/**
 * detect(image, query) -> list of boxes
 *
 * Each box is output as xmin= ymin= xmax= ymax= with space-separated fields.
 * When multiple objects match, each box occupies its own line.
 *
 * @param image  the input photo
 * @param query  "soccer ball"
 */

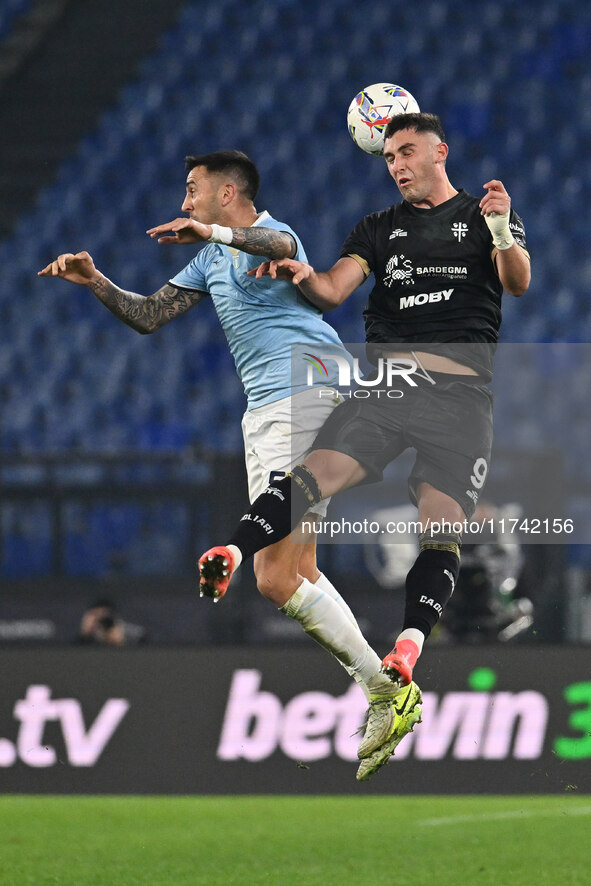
xmin=347 ymin=83 xmax=420 ymax=156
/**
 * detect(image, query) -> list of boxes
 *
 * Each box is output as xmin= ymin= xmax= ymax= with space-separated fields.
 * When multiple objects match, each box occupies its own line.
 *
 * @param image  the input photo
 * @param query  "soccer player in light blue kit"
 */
xmin=39 ymin=151 xmax=401 ymax=725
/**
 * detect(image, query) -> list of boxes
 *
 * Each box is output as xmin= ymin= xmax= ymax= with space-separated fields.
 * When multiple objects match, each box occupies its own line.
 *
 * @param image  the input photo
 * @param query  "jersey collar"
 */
xmin=403 ymin=188 xmax=466 ymax=215
xmin=252 ymin=210 xmax=270 ymax=226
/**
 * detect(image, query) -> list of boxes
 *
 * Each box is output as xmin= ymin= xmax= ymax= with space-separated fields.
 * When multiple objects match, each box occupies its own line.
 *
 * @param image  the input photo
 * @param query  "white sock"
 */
xmin=314 ymin=573 xmax=385 ymax=699
xmin=314 ymin=572 xmax=361 ymax=628
xmin=281 ymin=577 xmax=382 ymax=700
xmin=396 ymin=628 xmax=425 ymax=656
xmin=227 ymin=544 xmax=242 ymax=569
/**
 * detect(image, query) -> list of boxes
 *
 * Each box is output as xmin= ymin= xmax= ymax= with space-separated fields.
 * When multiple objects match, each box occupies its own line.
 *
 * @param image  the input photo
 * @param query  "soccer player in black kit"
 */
xmin=198 ymin=113 xmax=531 ymax=780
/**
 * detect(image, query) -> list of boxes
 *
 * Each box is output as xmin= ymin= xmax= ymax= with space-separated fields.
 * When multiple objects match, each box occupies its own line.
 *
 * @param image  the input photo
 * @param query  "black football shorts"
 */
xmin=311 ymin=372 xmax=493 ymax=519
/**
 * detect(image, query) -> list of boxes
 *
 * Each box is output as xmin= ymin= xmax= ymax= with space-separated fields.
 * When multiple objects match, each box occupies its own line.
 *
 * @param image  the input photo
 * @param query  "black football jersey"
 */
xmin=340 ymin=189 xmax=528 ymax=378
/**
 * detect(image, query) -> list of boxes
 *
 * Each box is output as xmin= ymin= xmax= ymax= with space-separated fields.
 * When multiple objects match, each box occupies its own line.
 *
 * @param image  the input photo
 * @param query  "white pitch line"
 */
xmin=417 ymin=805 xmax=591 ymax=827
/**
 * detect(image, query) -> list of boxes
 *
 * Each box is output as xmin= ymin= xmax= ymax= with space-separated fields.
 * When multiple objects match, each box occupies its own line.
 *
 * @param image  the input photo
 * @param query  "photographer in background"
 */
xmin=77 ymin=598 xmax=146 ymax=646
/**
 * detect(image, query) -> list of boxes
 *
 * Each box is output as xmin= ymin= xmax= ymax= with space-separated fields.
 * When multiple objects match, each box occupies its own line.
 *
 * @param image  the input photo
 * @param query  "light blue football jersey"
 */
xmin=170 ymin=211 xmax=343 ymax=408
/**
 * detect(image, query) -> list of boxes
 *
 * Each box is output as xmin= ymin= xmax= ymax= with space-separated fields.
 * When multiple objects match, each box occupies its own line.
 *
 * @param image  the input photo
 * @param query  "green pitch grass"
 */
xmin=0 ymin=795 xmax=589 ymax=885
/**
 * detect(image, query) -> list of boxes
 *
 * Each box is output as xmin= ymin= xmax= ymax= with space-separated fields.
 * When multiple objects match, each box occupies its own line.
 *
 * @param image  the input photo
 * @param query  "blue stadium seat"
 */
xmin=0 ymin=0 xmax=32 ymax=41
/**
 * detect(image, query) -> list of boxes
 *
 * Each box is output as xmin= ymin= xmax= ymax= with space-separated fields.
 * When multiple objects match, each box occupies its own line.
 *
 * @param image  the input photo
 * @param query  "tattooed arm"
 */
xmin=38 ymin=251 xmax=207 ymax=334
xmin=87 ymin=277 xmax=207 ymax=333
xmin=146 ymin=218 xmax=297 ymax=260
xmin=225 ymin=225 xmax=297 ymax=259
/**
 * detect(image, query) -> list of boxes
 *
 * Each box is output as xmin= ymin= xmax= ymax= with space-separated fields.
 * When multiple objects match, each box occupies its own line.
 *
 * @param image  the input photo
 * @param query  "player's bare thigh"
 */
xmin=303 ymin=449 xmax=368 ymax=498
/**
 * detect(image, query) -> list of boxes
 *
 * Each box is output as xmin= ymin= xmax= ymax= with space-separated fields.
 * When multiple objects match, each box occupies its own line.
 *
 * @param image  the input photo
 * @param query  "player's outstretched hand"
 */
xmin=37 ymin=251 xmax=98 ymax=285
xmin=480 ymin=180 xmax=511 ymax=217
xmin=146 ymin=218 xmax=212 ymax=244
xmin=247 ymin=258 xmax=313 ymax=285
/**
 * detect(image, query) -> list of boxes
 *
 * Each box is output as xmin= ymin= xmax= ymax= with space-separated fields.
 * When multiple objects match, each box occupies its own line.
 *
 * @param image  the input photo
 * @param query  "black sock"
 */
xmin=402 ymin=548 xmax=460 ymax=638
xmin=227 ymin=465 xmax=322 ymax=561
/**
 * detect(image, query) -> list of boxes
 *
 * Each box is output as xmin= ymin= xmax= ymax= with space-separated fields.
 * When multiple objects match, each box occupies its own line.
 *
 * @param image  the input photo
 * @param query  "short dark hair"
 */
xmin=384 ymin=112 xmax=446 ymax=144
xmin=185 ymin=150 xmax=260 ymax=201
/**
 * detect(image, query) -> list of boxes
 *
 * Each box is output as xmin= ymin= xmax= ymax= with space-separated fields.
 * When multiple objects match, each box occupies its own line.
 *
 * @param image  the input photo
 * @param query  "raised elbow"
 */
xmin=506 ymin=283 xmax=529 ymax=298
xmin=503 ymin=269 xmax=531 ymax=298
xmin=323 ymin=292 xmax=348 ymax=310
xmin=127 ymin=318 xmax=158 ymax=334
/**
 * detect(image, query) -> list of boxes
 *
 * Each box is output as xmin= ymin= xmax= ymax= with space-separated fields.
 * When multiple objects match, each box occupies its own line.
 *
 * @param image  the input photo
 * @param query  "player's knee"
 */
xmin=254 ymin=555 xmax=305 ymax=607
xmin=254 ymin=560 xmax=286 ymax=603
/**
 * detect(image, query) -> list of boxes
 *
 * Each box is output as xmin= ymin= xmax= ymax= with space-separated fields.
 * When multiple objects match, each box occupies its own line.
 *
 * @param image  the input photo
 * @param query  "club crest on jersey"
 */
xmin=451 ymin=222 xmax=469 ymax=241
xmin=383 ymin=253 xmax=414 ymax=287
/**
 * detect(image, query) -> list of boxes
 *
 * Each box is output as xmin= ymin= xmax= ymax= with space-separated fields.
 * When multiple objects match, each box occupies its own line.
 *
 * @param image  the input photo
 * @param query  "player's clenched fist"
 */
xmin=38 ymin=251 xmax=99 ymax=285
xmin=248 ymin=258 xmax=314 ymax=285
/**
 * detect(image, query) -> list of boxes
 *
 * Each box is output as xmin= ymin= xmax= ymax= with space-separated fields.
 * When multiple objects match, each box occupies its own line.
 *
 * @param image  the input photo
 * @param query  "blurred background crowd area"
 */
xmin=1 ymin=0 xmax=591 ymax=646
